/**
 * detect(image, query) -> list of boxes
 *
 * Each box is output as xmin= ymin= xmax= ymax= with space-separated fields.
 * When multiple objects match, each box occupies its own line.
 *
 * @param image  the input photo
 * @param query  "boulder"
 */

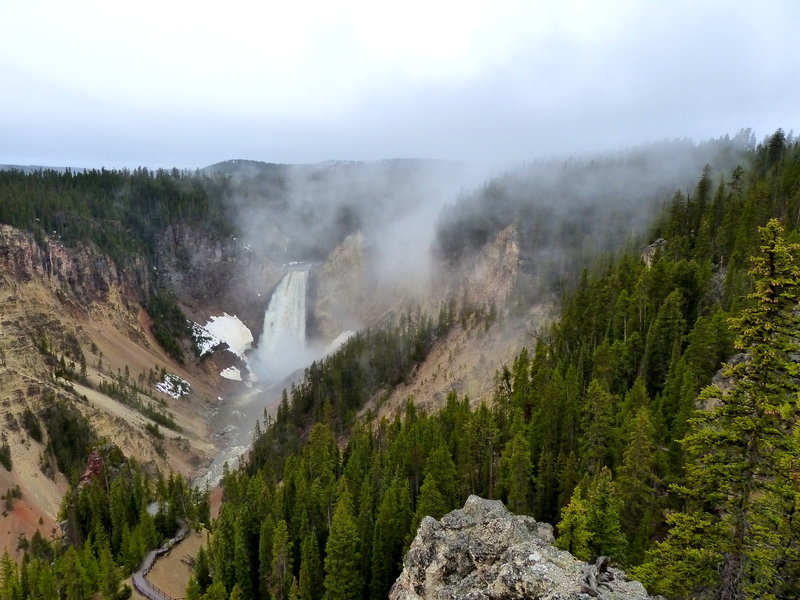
xmin=390 ymin=495 xmax=657 ymax=600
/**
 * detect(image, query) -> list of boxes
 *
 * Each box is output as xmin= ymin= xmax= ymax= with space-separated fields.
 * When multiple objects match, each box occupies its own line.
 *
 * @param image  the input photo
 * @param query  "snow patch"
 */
xmin=155 ymin=373 xmax=190 ymax=399
xmin=203 ymin=313 xmax=253 ymax=359
xmin=192 ymin=322 xmax=223 ymax=357
xmin=220 ymin=366 xmax=242 ymax=381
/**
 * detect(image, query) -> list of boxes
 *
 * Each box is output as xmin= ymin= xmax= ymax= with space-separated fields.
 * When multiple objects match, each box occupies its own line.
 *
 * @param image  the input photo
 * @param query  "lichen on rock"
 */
xmin=390 ymin=495 xmax=657 ymax=600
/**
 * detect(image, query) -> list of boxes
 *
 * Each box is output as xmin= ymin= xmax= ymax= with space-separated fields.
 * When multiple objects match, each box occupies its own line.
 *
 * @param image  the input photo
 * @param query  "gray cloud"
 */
xmin=1 ymin=1 xmax=798 ymax=168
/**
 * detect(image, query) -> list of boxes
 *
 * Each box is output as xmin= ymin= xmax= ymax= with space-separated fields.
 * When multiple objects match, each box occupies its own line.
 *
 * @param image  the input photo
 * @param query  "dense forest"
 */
xmin=0 ymin=167 xmax=233 ymax=266
xmin=2 ymin=131 xmax=799 ymax=600
xmin=192 ymin=130 xmax=800 ymax=600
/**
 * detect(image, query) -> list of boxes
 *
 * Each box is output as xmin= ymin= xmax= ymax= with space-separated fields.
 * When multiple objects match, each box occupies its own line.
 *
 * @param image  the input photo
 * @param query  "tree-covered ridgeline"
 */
xmin=196 ymin=131 xmax=800 ymax=600
xmin=633 ymin=219 xmax=800 ymax=600
xmin=0 ymin=167 xmax=234 ymax=269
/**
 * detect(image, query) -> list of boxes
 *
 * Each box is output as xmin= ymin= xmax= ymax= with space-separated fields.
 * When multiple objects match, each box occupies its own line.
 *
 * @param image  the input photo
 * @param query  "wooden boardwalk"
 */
xmin=131 ymin=519 xmax=190 ymax=600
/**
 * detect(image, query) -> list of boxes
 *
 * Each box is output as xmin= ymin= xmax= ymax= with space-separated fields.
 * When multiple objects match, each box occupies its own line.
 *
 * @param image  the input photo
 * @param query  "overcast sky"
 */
xmin=1 ymin=0 xmax=798 ymax=169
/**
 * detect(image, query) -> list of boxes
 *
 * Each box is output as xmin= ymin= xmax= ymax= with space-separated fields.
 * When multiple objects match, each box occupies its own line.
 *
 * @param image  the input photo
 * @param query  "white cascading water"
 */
xmin=198 ymin=267 xmax=311 ymax=487
xmin=261 ymin=269 xmax=308 ymax=352
xmin=251 ymin=267 xmax=313 ymax=384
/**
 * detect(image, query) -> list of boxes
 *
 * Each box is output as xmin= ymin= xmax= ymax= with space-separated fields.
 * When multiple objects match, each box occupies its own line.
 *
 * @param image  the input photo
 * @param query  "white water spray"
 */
xmin=251 ymin=267 xmax=313 ymax=384
xmin=263 ymin=269 xmax=308 ymax=349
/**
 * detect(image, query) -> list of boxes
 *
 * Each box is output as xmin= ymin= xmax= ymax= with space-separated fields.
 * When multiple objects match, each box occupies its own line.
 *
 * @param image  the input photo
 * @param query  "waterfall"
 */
xmin=251 ymin=267 xmax=311 ymax=383
xmin=197 ymin=267 xmax=312 ymax=487
xmin=262 ymin=269 xmax=308 ymax=349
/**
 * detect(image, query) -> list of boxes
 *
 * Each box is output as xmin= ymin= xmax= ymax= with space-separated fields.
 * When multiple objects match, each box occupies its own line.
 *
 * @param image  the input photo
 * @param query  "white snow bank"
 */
xmin=203 ymin=313 xmax=253 ymax=359
xmin=220 ymin=366 xmax=243 ymax=381
xmin=155 ymin=373 xmax=190 ymax=399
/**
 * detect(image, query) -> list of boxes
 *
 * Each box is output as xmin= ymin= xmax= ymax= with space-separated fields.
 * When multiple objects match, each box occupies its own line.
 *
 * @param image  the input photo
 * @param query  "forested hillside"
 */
xmin=0 ymin=167 xmax=233 ymax=271
xmin=2 ymin=131 xmax=798 ymax=600
xmin=193 ymin=130 xmax=800 ymax=600
xmin=0 ymin=443 xmax=208 ymax=599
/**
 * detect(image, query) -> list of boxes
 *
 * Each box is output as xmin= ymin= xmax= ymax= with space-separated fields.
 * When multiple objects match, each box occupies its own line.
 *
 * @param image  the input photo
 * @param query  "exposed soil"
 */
xmin=128 ymin=529 xmax=208 ymax=600
xmin=0 ymin=225 xmax=231 ymax=549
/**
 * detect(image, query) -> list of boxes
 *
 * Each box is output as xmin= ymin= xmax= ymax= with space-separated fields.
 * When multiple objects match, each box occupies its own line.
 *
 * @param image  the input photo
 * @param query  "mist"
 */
xmin=216 ymin=131 xmax=757 ymax=369
xmin=435 ymin=134 xmax=756 ymax=302
xmin=197 ymin=130 xmax=760 ymax=485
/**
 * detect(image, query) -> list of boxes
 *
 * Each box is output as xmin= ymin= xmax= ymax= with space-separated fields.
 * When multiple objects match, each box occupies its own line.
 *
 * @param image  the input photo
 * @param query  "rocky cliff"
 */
xmin=391 ymin=496 xmax=657 ymax=600
xmin=155 ymin=223 xmax=282 ymax=333
xmin=0 ymin=224 xmax=217 ymax=550
xmin=0 ymin=224 xmax=147 ymax=307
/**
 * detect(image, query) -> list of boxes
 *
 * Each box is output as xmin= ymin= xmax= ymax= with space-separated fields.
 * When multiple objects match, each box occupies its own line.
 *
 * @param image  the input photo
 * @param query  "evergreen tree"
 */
xmin=270 ymin=520 xmax=293 ymax=600
xmin=579 ymin=380 xmax=616 ymax=473
xmin=186 ymin=576 xmax=203 ymax=600
xmin=258 ymin=516 xmax=275 ymax=600
xmin=370 ymin=475 xmax=411 ymax=600
xmin=642 ymin=290 xmax=685 ymax=397
xmin=203 ymin=580 xmax=229 ymax=600
xmin=98 ymin=540 xmax=120 ymax=599
xmin=195 ymin=545 xmax=212 ymax=592
xmin=555 ymin=487 xmax=591 ymax=561
xmin=234 ymin=512 xmax=254 ymax=600
xmin=617 ymin=407 xmax=660 ymax=564
xmin=635 ymin=219 xmax=800 ymax=599
xmin=585 ymin=467 xmax=627 ymax=563
xmin=229 ymin=584 xmax=244 ymax=600
xmin=497 ymin=427 xmax=533 ymax=514
xmin=410 ymin=471 xmax=448 ymax=538
xmin=297 ymin=527 xmax=322 ymax=600
xmin=323 ymin=489 xmax=362 ymax=600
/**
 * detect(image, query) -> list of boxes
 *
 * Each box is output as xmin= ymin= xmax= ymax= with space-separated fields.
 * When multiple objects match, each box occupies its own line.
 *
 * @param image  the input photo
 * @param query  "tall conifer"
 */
xmin=635 ymin=219 xmax=800 ymax=599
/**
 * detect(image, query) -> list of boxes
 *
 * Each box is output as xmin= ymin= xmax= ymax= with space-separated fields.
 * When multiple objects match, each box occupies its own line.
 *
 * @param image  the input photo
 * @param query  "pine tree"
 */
xmin=203 ymin=580 xmax=229 ymax=600
xmin=1 ymin=551 xmax=22 ymax=600
xmin=421 ymin=443 xmax=458 ymax=507
xmin=212 ymin=509 xmax=236 ymax=593
xmin=585 ymin=467 xmax=627 ymax=563
xmin=635 ymin=219 xmax=800 ymax=599
xmin=555 ymin=487 xmax=590 ymax=561
xmin=257 ymin=516 xmax=275 ymax=600
xmin=234 ymin=511 xmax=254 ymax=599
xmin=186 ymin=576 xmax=203 ymax=600
xmin=411 ymin=471 xmax=448 ymax=537
xmin=533 ymin=448 xmax=559 ymax=523
xmin=370 ymin=475 xmax=411 ymax=600
xmin=497 ymin=427 xmax=533 ymax=514
xmin=270 ymin=520 xmax=293 ymax=600
xmin=297 ymin=527 xmax=322 ymax=600
xmin=229 ymin=584 xmax=244 ymax=600
xmin=323 ymin=489 xmax=362 ymax=600
xmin=98 ymin=540 xmax=120 ymax=599
xmin=579 ymin=380 xmax=616 ymax=473
xmin=195 ymin=545 xmax=212 ymax=592
xmin=642 ymin=290 xmax=685 ymax=397
xmin=617 ymin=407 xmax=660 ymax=564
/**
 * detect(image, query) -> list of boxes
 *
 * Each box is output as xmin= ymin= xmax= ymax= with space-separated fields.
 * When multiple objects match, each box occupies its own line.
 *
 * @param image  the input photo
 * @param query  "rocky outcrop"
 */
xmin=0 ymin=224 xmax=145 ymax=307
xmin=641 ymin=238 xmax=665 ymax=268
xmin=463 ymin=224 xmax=521 ymax=309
xmin=391 ymin=496 xmax=657 ymax=600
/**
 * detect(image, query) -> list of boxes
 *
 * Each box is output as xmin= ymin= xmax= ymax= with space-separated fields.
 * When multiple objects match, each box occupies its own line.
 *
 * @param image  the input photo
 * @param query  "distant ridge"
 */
xmin=0 ymin=164 xmax=87 ymax=174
